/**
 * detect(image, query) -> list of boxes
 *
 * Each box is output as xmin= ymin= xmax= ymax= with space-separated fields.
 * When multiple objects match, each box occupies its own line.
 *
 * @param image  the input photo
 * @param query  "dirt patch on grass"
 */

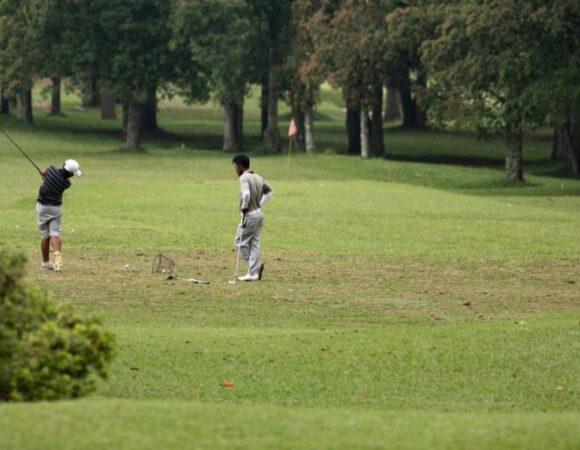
xmin=24 ymin=248 xmax=580 ymax=326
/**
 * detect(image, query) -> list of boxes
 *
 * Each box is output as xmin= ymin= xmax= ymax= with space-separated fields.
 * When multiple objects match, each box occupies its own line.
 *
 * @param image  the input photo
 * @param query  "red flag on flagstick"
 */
xmin=288 ymin=119 xmax=298 ymax=137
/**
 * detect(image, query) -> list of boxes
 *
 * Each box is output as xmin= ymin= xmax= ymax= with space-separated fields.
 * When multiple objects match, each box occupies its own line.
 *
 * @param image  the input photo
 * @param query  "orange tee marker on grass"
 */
xmin=222 ymin=381 xmax=235 ymax=388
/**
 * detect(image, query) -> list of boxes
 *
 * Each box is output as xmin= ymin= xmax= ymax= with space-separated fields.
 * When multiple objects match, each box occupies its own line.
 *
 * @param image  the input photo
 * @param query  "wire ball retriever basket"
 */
xmin=151 ymin=253 xmax=175 ymax=275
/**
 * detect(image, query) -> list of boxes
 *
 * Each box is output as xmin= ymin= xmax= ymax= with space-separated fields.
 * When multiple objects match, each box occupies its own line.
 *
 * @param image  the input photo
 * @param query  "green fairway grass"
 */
xmin=2 ymin=400 xmax=579 ymax=450
xmin=0 ymin=87 xmax=579 ymax=449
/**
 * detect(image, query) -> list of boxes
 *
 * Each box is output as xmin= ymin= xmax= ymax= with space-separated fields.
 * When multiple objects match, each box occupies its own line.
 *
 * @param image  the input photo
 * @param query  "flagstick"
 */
xmin=286 ymin=119 xmax=297 ymax=179
xmin=286 ymin=135 xmax=294 ymax=179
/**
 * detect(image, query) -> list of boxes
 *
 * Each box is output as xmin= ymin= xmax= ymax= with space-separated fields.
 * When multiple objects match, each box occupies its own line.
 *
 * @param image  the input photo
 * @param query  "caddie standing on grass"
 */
xmin=232 ymin=154 xmax=273 ymax=281
xmin=36 ymin=159 xmax=82 ymax=272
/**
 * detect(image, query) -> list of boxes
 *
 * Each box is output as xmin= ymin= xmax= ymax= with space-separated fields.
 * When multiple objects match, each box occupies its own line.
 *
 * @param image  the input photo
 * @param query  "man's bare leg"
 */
xmin=52 ymin=236 xmax=63 ymax=271
xmin=52 ymin=236 xmax=62 ymax=253
xmin=41 ymin=237 xmax=51 ymax=262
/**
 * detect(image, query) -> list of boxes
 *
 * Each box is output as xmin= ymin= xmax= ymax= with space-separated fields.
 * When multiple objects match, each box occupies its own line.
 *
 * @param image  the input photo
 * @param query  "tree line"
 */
xmin=0 ymin=0 xmax=578 ymax=180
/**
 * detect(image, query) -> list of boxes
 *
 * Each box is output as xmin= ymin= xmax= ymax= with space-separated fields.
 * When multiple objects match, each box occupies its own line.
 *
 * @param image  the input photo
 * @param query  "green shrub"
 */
xmin=0 ymin=250 xmax=115 ymax=402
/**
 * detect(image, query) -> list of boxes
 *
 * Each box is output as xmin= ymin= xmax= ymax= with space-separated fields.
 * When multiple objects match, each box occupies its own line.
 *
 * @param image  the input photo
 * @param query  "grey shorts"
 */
xmin=36 ymin=202 xmax=62 ymax=239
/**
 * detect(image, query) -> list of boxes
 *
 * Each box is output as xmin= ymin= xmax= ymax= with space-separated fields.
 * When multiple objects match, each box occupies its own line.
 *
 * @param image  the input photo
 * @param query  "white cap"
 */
xmin=63 ymin=159 xmax=82 ymax=177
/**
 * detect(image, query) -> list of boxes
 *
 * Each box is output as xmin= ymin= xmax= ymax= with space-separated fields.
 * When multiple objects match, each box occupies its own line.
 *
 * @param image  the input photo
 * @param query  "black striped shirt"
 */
xmin=37 ymin=166 xmax=71 ymax=206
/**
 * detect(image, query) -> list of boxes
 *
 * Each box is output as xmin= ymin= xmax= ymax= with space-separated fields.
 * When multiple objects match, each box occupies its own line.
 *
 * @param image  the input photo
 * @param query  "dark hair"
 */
xmin=232 ymin=154 xmax=250 ymax=169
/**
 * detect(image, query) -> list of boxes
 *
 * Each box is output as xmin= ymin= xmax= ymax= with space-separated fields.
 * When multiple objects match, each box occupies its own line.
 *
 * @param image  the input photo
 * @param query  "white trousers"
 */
xmin=235 ymin=210 xmax=264 ymax=275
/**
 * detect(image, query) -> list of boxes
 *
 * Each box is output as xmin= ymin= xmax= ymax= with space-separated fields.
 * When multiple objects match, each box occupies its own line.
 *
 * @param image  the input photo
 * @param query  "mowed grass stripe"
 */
xmin=90 ymin=317 xmax=580 ymax=412
xmin=1 ymin=400 xmax=579 ymax=450
xmin=4 ymin=169 xmax=580 ymax=260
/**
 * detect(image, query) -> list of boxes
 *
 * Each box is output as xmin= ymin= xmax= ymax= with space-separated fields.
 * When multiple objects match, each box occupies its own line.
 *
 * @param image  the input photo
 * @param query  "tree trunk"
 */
xmin=415 ymin=72 xmax=428 ymax=127
xmin=100 ymin=89 xmax=116 ymax=120
xmin=223 ymin=101 xmax=245 ymax=151
xmin=122 ymin=101 xmax=129 ymax=134
xmin=384 ymin=86 xmax=402 ymax=122
xmin=346 ymin=107 xmax=361 ymax=155
xmin=399 ymin=69 xmax=416 ymax=128
xmin=505 ymin=124 xmax=523 ymax=182
xmin=304 ymin=110 xmax=315 ymax=154
xmin=263 ymin=51 xmax=281 ymax=152
xmin=292 ymin=106 xmax=306 ymax=152
xmin=370 ymin=76 xmax=385 ymax=157
xmin=126 ymin=100 xmax=144 ymax=149
xmin=236 ymin=99 xmax=244 ymax=144
xmin=552 ymin=127 xmax=563 ymax=160
xmin=49 ymin=77 xmax=62 ymax=115
xmin=0 ymin=88 xmax=9 ymax=114
xmin=81 ymin=75 xmax=99 ymax=107
xmin=399 ymin=68 xmax=428 ymax=128
xmin=143 ymin=87 xmax=158 ymax=131
xmin=16 ymin=88 xmax=33 ymax=123
xmin=565 ymin=120 xmax=580 ymax=177
xmin=260 ymin=78 xmax=268 ymax=138
xmin=223 ymin=102 xmax=239 ymax=152
xmin=556 ymin=120 xmax=580 ymax=178
xmin=360 ymin=108 xmax=370 ymax=159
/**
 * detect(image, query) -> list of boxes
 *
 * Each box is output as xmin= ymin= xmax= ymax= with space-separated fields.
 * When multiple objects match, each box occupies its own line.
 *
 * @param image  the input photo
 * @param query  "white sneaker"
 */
xmin=238 ymin=273 xmax=259 ymax=282
xmin=41 ymin=261 xmax=54 ymax=271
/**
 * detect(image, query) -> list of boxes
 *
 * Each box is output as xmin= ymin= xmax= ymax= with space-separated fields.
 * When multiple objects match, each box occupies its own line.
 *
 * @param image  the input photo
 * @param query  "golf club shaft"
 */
xmin=0 ymin=126 xmax=41 ymax=173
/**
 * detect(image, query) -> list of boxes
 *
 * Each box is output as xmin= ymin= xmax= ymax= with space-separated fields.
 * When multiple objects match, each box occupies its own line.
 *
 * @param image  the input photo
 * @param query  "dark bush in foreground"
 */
xmin=0 ymin=251 xmax=115 ymax=401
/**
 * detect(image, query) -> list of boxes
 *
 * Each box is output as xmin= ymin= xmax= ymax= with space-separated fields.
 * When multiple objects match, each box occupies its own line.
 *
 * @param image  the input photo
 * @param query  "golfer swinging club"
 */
xmin=36 ymin=159 xmax=82 ymax=271
xmin=232 ymin=154 xmax=273 ymax=281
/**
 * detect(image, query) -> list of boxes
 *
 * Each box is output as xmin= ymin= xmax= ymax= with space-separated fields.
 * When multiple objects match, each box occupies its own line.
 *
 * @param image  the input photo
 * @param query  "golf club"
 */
xmin=166 ymin=274 xmax=210 ymax=285
xmin=152 ymin=253 xmax=210 ymax=284
xmin=0 ymin=126 xmax=42 ymax=173
xmin=228 ymin=216 xmax=245 ymax=284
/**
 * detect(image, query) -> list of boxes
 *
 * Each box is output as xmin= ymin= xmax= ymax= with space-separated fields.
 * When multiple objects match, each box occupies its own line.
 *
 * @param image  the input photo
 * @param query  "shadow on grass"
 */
xmin=385 ymin=153 xmax=504 ymax=168
xmin=279 ymin=111 xmax=338 ymax=122
xmin=142 ymin=128 xmax=271 ymax=155
xmin=109 ymin=146 xmax=149 ymax=155
xmin=141 ymin=128 xmax=222 ymax=151
xmin=3 ymin=114 xmax=126 ymax=143
xmin=525 ymin=161 xmax=580 ymax=179
xmin=463 ymin=178 xmax=544 ymax=190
